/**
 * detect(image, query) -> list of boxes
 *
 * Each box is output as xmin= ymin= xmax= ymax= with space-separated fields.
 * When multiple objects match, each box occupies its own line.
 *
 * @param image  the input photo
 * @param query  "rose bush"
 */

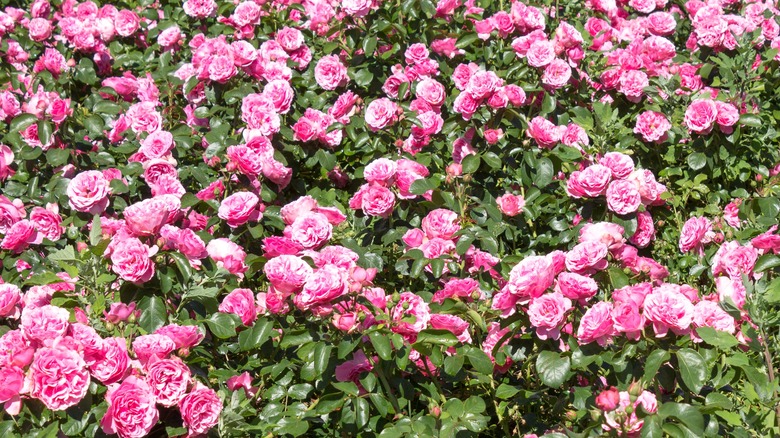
xmin=0 ymin=0 xmax=780 ymax=436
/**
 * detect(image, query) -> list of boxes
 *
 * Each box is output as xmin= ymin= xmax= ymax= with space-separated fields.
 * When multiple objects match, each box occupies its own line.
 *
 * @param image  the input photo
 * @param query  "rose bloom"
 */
xmin=132 ymin=334 xmax=176 ymax=365
xmin=288 ymin=212 xmax=332 ymax=249
xmin=504 ymin=255 xmax=557 ymax=304
xmin=606 ymin=179 xmax=641 ymax=215
xmin=430 ymin=314 xmax=472 ymax=343
xmin=617 ymin=70 xmax=649 ymax=100
xmin=28 ymin=17 xmax=52 ymax=41
xmin=294 ymin=264 xmax=348 ymax=311
xmin=101 ymin=376 xmax=159 ymax=438
xmin=21 ymin=304 xmax=70 ymax=344
xmin=180 ymin=383 xmax=222 ymax=436
xmin=542 ymin=59 xmax=572 ymax=89
xmin=183 ymin=0 xmax=217 ymax=18
xmin=643 ymin=285 xmax=694 ymax=337
xmin=611 ymin=300 xmax=645 ymax=341
xmin=124 ymin=195 xmax=180 ymax=236
xmin=0 ymin=284 xmax=21 ymax=319
xmin=218 ymin=192 xmax=260 ymax=228
xmin=576 ymin=301 xmax=615 ymax=346
xmin=226 ymin=145 xmax=263 ymax=177
xmin=67 ymin=170 xmax=110 ymax=214
xmin=496 ymin=193 xmax=525 ymax=216
xmin=111 ymin=237 xmax=157 ymax=284
xmin=353 ymin=184 xmax=396 ymax=217
xmin=30 ymin=346 xmax=91 ymax=410
xmin=390 ymin=292 xmax=431 ymax=341
xmin=599 ymin=152 xmax=635 ymax=179
xmin=365 ymin=98 xmax=398 ymax=131
xmin=156 ymin=323 xmax=205 ymax=350
xmin=555 ymin=272 xmax=598 ymax=302
xmin=139 ymin=130 xmax=174 ymax=159
xmin=219 ymin=288 xmax=258 ymax=326
xmin=147 ymin=358 xmax=192 ymax=407
xmin=678 ymin=216 xmax=712 ymax=253
xmin=634 ymin=111 xmax=671 ymax=142
xmin=207 ymin=238 xmax=248 ymax=278
xmin=629 ymin=210 xmax=656 ymax=248
xmin=716 ymin=276 xmax=746 ymax=309
xmin=89 ymin=337 xmax=130 ymax=385
xmin=603 ymin=391 xmax=658 ymax=435
xmin=264 ymin=254 xmax=312 ymax=294
xmin=692 ymin=300 xmax=736 ymax=334
xmin=528 ymin=292 xmax=572 ymax=340
xmin=126 ymin=102 xmax=162 ymax=133
xmin=684 ymin=99 xmax=718 ymax=134
xmin=30 ymin=206 xmax=64 ymax=241
xmin=527 ymin=40 xmax=556 ymax=67
xmin=711 ymin=241 xmax=757 ymax=278
xmin=527 ymin=117 xmax=562 ymax=148
xmin=416 ymin=78 xmax=446 ymax=106
xmin=421 ymin=208 xmax=460 ymax=239
xmin=1 ymin=220 xmax=43 ymax=253
xmin=364 ymin=158 xmax=397 ymax=186
xmin=565 ymin=240 xmax=609 ymax=274
xmin=315 ymin=55 xmax=349 ymax=91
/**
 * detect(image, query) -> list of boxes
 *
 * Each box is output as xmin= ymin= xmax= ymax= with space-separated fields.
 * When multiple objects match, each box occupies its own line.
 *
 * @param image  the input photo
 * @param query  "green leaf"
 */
xmin=608 ymin=267 xmax=630 ymax=289
xmin=138 ymin=296 xmax=167 ymax=333
xmin=369 ymin=330 xmax=393 ymax=360
xmin=169 ymin=252 xmax=192 ymax=284
xmin=333 ymin=381 xmax=360 ymax=397
xmin=355 ymin=397 xmax=369 ymax=428
xmin=643 ymin=349 xmax=670 ymax=383
xmin=288 ymin=383 xmax=313 ymax=400
xmin=676 ymin=349 xmax=707 ymax=394
xmin=205 ymin=312 xmax=239 ymax=339
xmin=9 ymin=113 xmax=38 ymax=132
xmin=443 ymin=353 xmax=464 ymax=376
xmin=534 ymin=157 xmax=554 ymax=188
xmin=37 ymin=120 xmax=53 ymax=146
xmin=765 ymin=278 xmax=780 ymax=303
xmin=687 ymin=152 xmax=707 ymax=170
xmin=46 ymin=148 xmax=69 ymax=166
xmin=409 ymin=178 xmax=436 ymax=195
xmin=313 ymin=342 xmax=332 ymax=376
xmin=89 ymin=215 xmax=102 ymax=246
xmin=413 ymin=329 xmax=459 ymax=349
xmin=238 ymin=318 xmax=274 ymax=351
xmin=84 ymin=114 xmax=104 ymax=135
xmin=695 ymin=327 xmax=739 ymax=349
xmin=362 ymin=36 xmax=378 ymax=56
xmin=754 ymin=254 xmax=780 ymax=273
xmin=536 ymin=351 xmax=571 ymax=388
xmin=739 ymin=114 xmax=762 ymax=127
xmin=495 ymin=384 xmax=520 ymax=400
xmin=658 ymin=402 xmax=704 ymax=435
xmin=466 ymin=347 xmax=494 ymax=375
xmin=49 ymin=246 xmax=77 ymax=261
xmin=461 ymin=154 xmax=480 ymax=174
xmin=279 ymin=329 xmax=315 ymax=348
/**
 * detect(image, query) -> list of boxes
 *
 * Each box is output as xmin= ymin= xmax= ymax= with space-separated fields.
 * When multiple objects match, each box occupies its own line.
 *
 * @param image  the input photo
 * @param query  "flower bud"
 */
xmin=595 ymin=387 xmax=620 ymax=412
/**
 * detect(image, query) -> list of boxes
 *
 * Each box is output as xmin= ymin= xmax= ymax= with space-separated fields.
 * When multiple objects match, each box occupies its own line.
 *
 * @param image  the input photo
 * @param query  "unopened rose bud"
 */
xmin=447 ymin=163 xmax=462 ymax=176
xmin=352 ymin=267 xmax=367 ymax=283
xmin=67 ymin=58 xmax=76 ymax=67
xmin=105 ymin=322 xmax=115 ymax=331
xmin=627 ymin=381 xmax=643 ymax=397
xmin=430 ymin=405 xmax=441 ymax=417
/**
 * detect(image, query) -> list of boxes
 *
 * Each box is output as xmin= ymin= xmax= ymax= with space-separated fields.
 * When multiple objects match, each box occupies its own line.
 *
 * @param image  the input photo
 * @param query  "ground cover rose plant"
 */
xmin=0 ymin=0 xmax=780 ymax=436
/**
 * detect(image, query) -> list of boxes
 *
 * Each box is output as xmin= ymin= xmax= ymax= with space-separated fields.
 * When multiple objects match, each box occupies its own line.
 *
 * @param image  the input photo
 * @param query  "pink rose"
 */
xmin=126 ymin=102 xmax=162 ymax=133
xmin=496 ymin=193 xmax=525 ymax=216
xmin=577 ymin=301 xmax=615 ymax=346
xmin=28 ymin=17 xmax=52 ymax=41
xmin=678 ymin=216 xmax=713 ymax=253
xmin=716 ymin=276 xmax=746 ymax=309
xmin=711 ymin=241 xmax=757 ymax=278
xmin=555 ymin=272 xmax=598 ymax=302
xmin=527 ymin=40 xmax=556 ymax=67
xmin=505 ymin=255 xmax=557 ymax=303
xmin=294 ymin=264 xmax=348 ymax=311
xmin=542 ymin=59 xmax=572 ymax=89
xmin=207 ymin=238 xmax=248 ymax=278
xmin=183 ymin=0 xmax=217 ymax=18
xmin=629 ymin=211 xmax=656 ymax=248
xmin=31 ymin=346 xmax=90 ymax=410
xmin=132 ymin=334 xmax=176 ymax=365
xmin=576 ymin=164 xmax=613 ymax=197
xmin=611 ymin=301 xmax=645 ymax=340
xmin=565 ymin=241 xmax=609 ymax=274
xmin=315 ymin=55 xmax=349 ymax=91
xmin=67 ymin=170 xmax=110 ymax=214
xmin=0 ymin=366 xmax=24 ymax=412
xmin=715 ymin=101 xmax=739 ymax=130
xmin=0 ymin=284 xmax=21 ymax=319
xmin=364 ymin=158 xmax=397 ymax=186
xmin=599 ymin=152 xmax=635 ymax=179
xmin=89 ymin=337 xmax=130 ymax=385
xmin=1 ymin=220 xmax=43 ymax=253
xmin=139 ymin=130 xmax=174 ymax=159
xmin=115 ymin=10 xmax=140 ymax=37
xmin=528 ymin=292 xmax=572 ymax=340
xmin=263 ymin=79 xmax=294 ymax=114
xmin=104 ymin=302 xmax=137 ymax=324
xmin=179 ymin=383 xmax=222 ymax=436
xmin=218 ymin=192 xmax=261 ymax=228
xmin=606 ymin=179 xmax=641 ymax=215
xmin=684 ymin=99 xmax=718 ymax=134
xmin=365 ymin=98 xmax=398 ymax=131
xmin=421 ymin=208 xmax=460 ymax=240
xmin=430 ymin=314 xmax=472 ymax=343
xmin=578 ymin=222 xmax=625 ymax=250
xmin=124 ymin=196 xmax=180 ymax=236
xmin=693 ymin=300 xmax=735 ymax=335
xmin=390 ymin=292 xmax=431 ymax=341
xmin=147 ymin=358 xmax=192 ymax=407
xmin=30 ymin=206 xmax=63 ymax=241
xmin=264 ymin=255 xmax=312 ymax=294
xmin=111 ymin=237 xmax=157 ymax=283
xmin=355 ymin=184 xmax=396 ymax=217
xmin=226 ymin=145 xmax=264 ymax=177
xmin=219 ymin=288 xmax=258 ymax=326
xmin=527 ymin=117 xmax=562 ymax=148
xmin=288 ymin=212 xmax=332 ymax=249
xmin=156 ymin=324 xmax=205 ymax=350
xmin=643 ymin=285 xmax=694 ymax=337
xmin=21 ymin=304 xmax=70 ymax=344
xmin=466 ymin=70 xmax=500 ymax=99
xmin=596 ymin=387 xmax=620 ymax=412
xmin=102 ymin=376 xmax=159 ymax=438
xmin=416 ymin=78 xmax=446 ymax=106
xmin=634 ymin=111 xmax=671 ymax=143
xmin=0 ymin=196 xmax=23 ymax=234
xmin=276 ymin=27 xmax=304 ymax=51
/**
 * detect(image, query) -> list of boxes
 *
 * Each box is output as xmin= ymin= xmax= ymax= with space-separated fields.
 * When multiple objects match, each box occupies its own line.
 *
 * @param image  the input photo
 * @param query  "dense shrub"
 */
xmin=0 ymin=0 xmax=780 ymax=436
